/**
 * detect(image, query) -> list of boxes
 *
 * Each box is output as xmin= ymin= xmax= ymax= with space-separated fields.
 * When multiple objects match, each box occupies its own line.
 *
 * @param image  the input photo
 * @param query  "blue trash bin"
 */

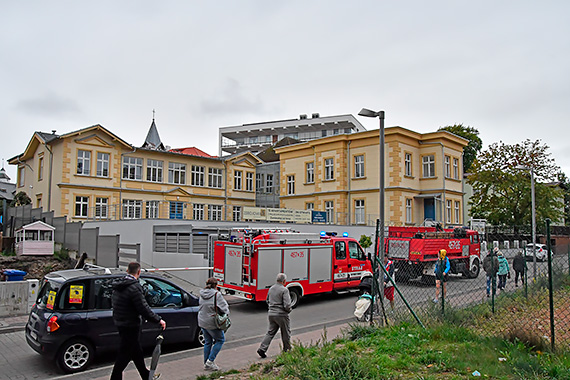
xmin=4 ymin=270 xmax=27 ymax=281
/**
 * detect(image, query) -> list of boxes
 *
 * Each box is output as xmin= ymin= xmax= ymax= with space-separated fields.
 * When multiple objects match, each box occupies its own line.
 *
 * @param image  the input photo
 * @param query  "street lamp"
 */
xmin=516 ymin=164 xmax=537 ymax=280
xmin=358 ymin=108 xmax=385 ymax=263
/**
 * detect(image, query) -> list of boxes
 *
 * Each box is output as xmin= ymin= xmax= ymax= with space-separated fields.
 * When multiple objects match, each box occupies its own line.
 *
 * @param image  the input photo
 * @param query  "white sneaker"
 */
xmin=432 ymin=298 xmax=438 ymax=303
xmin=205 ymin=359 xmax=220 ymax=371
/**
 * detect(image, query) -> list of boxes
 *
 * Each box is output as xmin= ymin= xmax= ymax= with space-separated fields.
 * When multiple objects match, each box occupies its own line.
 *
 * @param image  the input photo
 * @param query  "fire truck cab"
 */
xmin=213 ymin=229 xmax=372 ymax=307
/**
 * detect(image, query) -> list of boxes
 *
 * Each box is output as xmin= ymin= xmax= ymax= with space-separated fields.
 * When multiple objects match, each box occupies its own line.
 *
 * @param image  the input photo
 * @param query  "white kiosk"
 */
xmin=15 ymin=221 xmax=55 ymax=256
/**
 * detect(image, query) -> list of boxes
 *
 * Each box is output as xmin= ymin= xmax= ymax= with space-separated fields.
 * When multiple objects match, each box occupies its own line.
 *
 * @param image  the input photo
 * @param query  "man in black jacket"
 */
xmin=110 ymin=262 xmax=166 ymax=380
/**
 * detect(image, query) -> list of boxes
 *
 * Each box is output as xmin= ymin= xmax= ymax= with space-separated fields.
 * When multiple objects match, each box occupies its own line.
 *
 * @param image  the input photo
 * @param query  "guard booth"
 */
xmin=15 ymin=221 xmax=55 ymax=256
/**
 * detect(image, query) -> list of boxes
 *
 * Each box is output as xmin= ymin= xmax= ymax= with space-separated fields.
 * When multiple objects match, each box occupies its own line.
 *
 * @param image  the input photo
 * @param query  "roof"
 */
xmin=16 ymin=220 xmax=56 ymax=231
xmin=142 ymin=119 xmax=165 ymax=150
xmin=168 ymin=147 xmax=216 ymax=158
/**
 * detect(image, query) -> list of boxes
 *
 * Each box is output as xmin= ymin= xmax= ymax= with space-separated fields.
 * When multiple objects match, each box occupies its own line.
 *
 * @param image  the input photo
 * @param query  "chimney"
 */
xmin=52 ymin=130 xmax=57 ymax=134
xmin=311 ymin=113 xmax=320 ymax=118
xmin=299 ymin=114 xmax=307 ymax=119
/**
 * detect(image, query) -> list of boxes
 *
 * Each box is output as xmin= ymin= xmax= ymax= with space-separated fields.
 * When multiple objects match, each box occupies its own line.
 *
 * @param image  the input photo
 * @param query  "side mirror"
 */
xmin=367 ymin=252 xmax=372 ymax=261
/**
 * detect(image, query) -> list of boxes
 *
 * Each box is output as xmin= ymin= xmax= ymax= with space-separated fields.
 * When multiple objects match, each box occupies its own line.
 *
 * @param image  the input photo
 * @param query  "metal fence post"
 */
xmin=546 ymin=219 xmax=555 ymax=351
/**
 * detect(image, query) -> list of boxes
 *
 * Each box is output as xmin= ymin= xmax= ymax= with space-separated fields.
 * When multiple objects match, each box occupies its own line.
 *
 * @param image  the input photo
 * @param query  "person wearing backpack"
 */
xmin=483 ymin=247 xmax=500 ymax=297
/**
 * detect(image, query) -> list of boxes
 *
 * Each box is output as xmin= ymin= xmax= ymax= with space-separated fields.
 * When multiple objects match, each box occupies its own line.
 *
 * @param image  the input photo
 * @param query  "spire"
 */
xmin=142 ymin=110 xmax=165 ymax=150
xmin=0 ymin=159 xmax=10 ymax=183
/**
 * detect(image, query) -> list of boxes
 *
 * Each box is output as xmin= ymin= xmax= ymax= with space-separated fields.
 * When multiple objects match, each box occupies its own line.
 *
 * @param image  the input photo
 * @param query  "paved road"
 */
xmin=1 ymin=254 xmax=565 ymax=380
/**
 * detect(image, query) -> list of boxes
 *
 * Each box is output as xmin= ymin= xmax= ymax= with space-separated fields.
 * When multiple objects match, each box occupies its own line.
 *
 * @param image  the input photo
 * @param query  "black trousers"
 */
xmin=110 ymin=325 xmax=149 ymax=380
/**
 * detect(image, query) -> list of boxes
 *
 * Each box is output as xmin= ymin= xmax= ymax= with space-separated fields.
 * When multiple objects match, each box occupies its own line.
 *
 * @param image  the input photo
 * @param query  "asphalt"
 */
xmin=1 ymin=312 xmax=353 ymax=380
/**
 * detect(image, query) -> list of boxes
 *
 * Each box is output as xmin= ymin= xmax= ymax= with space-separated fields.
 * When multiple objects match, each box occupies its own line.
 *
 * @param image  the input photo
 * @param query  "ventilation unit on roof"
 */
xmin=299 ymin=114 xmax=307 ymax=119
xmin=311 ymin=113 xmax=320 ymax=118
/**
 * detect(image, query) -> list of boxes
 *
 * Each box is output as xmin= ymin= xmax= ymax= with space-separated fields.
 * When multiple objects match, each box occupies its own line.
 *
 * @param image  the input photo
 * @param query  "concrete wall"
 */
xmin=0 ymin=279 xmax=39 ymax=317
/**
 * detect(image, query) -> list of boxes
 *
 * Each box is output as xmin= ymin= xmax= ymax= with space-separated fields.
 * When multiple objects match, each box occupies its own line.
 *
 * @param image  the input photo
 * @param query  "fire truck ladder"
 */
xmin=241 ymin=236 xmax=254 ymax=285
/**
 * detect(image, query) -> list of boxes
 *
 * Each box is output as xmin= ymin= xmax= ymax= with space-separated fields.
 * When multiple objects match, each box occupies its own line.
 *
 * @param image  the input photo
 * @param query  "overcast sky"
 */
xmin=2 ymin=1 xmax=569 ymax=181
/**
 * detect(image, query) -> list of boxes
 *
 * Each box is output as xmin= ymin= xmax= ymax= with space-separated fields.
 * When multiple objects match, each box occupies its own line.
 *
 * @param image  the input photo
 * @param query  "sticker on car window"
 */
xmin=69 ymin=285 xmax=84 ymax=304
xmin=47 ymin=290 xmax=56 ymax=310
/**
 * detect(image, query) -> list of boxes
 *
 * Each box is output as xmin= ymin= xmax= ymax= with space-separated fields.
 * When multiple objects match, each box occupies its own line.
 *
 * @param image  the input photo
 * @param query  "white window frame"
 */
xmin=38 ymin=157 xmax=44 ymax=181
xmin=445 ymin=155 xmax=451 ymax=178
xmin=147 ymin=159 xmax=163 ymax=182
xmin=146 ymin=200 xmax=160 ymax=219
xmin=325 ymin=201 xmax=334 ymax=224
xmin=454 ymin=201 xmax=460 ymax=224
xmin=208 ymin=168 xmax=223 ymax=188
xmin=266 ymin=174 xmax=274 ymax=193
xmin=232 ymin=206 xmax=242 ymax=222
xmin=75 ymin=196 xmax=89 ymax=218
xmin=123 ymin=200 xmax=142 ymax=219
xmin=354 ymin=155 xmax=364 ymax=178
xmin=234 ymin=170 xmax=242 ymax=190
xmin=306 ymin=162 xmax=314 ymax=183
xmin=122 ymin=156 xmax=143 ymax=180
xmin=405 ymin=153 xmax=412 ymax=176
xmin=422 ymin=155 xmax=435 ymax=178
xmin=95 ymin=197 xmax=108 ymax=219
xmin=168 ymin=162 xmax=186 ymax=185
xmin=193 ymin=204 xmax=204 ymax=220
xmin=324 ymin=158 xmax=334 ymax=180
xmin=354 ymin=199 xmax=365 ymax=224
xmin=306 ymin=202 xmax=314 ymax=211
xmin=77 ymin=150 xmax=91 ymax=176
xmin=446 ymin=199 xmax=452 ymax=223
xmin=256 ymin=173 xmax=263 ymax=192
xmin=453 ymin=158 xmax=459 ymax=179
xmin=191 ymin=165 xmax=205 ymax=186
xmin=406 ymin=198 xmax=412 ymax=223
xmin=246 ymin=172 xmax=254 ymax=191
xmin=208 ymin=205 xmax=223 ymax=221
xmin=287 ymin=175 xmax=295 ymax=195
xmin=18 ymin=166 xmax=24 ymax=187
xmin=96 ymin=152 xmax=109 ymax=177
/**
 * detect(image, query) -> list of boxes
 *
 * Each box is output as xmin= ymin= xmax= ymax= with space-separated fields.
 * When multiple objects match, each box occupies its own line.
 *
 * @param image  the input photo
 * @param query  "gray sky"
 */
xmin=2 ymin=1 xmax=569 ymax=181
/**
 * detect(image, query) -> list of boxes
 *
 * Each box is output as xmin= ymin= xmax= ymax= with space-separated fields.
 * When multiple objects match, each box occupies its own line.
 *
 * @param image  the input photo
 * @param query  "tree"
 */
xmin=9 ymin=191 xmax=31 ymax=207
xmin=556 ymin=172 xmax=570 ymax=226
xmin=359 ymin=234 xmax=372 ymax=250
xmin=438 ymin=124 xmax=483 ymax=173
xmin=467 ymin=139 xmax=564 ymax=227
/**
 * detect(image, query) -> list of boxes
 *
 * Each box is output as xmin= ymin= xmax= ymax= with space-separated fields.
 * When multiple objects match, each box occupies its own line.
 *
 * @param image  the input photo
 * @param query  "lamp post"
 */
xmin=358 ymin=108 xmax=385 ymax=264
xmin=516 ymin=164 xmax=537 ymax=280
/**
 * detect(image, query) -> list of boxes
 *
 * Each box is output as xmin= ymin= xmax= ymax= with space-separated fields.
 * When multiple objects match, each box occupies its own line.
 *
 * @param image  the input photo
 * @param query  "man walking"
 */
xmin=513 ymin=251 xmax=526 ymax=287
xmin=483 ymin=247 xmax=500 ymax=297
xmin=111 ymin=262 xmax=166 ymax=380
xmin=257 ymin=273 xmax=292 ymax=358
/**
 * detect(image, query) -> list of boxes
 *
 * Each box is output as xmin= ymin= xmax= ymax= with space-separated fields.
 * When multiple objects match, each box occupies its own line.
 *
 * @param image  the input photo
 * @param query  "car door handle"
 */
xmin=87 ymin=316 xmax=99 ymax=320
xmin=334 ymin=265 xmax=338 ymax=269
xmin=348 ymin=264 xmax=351 ymax=268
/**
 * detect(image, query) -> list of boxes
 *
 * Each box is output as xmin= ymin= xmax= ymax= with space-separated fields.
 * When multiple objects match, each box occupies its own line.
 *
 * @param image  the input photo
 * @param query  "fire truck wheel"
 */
xmin=289 ymin=288 xmax=301 ymax=308
xmin=465 ymin=257 xmax=481 ymax=278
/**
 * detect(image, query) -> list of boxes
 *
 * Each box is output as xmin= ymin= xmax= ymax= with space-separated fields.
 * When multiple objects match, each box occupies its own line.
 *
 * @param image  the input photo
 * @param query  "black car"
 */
xmin=26 ymin=266 xmax=202 ymax=373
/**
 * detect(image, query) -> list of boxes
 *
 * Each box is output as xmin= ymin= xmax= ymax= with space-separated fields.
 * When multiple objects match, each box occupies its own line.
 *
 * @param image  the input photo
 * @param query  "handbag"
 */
xmin=214 ymin=292 xmax=231 ymax=332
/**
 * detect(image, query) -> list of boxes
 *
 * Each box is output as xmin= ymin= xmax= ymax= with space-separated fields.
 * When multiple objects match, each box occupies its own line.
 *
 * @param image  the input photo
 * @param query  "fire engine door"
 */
xmin=224 ymin=245 xmax=243 ymax=286
xmin=333 ymin=241 xmax=349 ymax=289
xmin=347 ymin=241 xmax=368 ymax=282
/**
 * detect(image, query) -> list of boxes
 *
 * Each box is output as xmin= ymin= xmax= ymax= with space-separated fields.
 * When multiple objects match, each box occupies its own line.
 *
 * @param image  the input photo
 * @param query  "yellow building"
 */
xmin=9 ymin=123 xmax=260 ymax=222
xmin=275 ymin=127 xmax=468 ymax=227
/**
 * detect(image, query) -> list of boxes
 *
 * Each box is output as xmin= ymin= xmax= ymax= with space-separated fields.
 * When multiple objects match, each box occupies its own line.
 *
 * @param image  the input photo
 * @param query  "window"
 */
xmin=325 ymin=201 xmax=334 ymax=224
xmin=233 ymin=206 xmax=242 ymax=222
xmin=266 ymin=174 xmax=274 ymax=193
xmin=324 ymin=158 xmax=334 ymax=180
xmin=355 ymin=199 xmax=365 ymax=224
xmin=169 ymin=202 xmax=184 ymax=219
xmin=191 ymin=165 xmax=205 ymax=186
xmin=208 ymin=168 xmax=223 ymax=188
xmin=405 ymin=153 xmax=412 ymax=176
xmin=406 ymin=198 xmax=412 ymax=223
xmin=453 ymin=158 xmax=459 ymax=179
xmin=122 ymin=200 xmax=142 ymax=219
xmin=422 ymin=155 xmax=435 ymax=178
xmin=446 ymin=199 xmax=452 ymax=223
xmin=75 ymin=196 xmax=89 ymax=217
xmin=122 ymin=157 xmax=143 ymax=180
xmin=18 ymin=166 xmax=24 ymax=187
xmin=154 ymin=233 xmax=190 ymax=254
xmin=306 ymin=162 xmax=314 ymax=183
xmin=445 ymin=155 xmax=451 ymax=178
xmin=209 ymin=205 xmax=223 ymax=221
xmin=246 ymin=172 xmax=253 ymax=191
xmin=97 ymin=153 xmax=109 ymax=177
xmin=322 ymin=130 xmax=327 ymax=137
xmin=234 ymin=170 xmax=242 ymax=190
xmin=335 ymin=241 xmax=346 ymax=260
xmin=354 ymin=155 xmax=364 ymax=178
xmin=193 ymin=204 xmax=204 ymax=220
xmin=287 ymin=175 xmax=295 ymax=195
xmin=146 ymin=200 xmax=160 ymax=219
xmin=348 ymin=241 xmax=365 ymax=260
xmin=77 ymin=150 xmax=91 ymax=175
xmin=249 ymin=136 xmax=258 ymax=144
xmin=168 ymin=163 xmax=186 ymax=184
xmin=256 ymin=173 xmax=263 ymax=192
xmin=38 ymin=157 xmax=44 ymax=181
xmin=57 ymin=281 xmax=88 ymax=311
xmin=147 ymin=159 xmax=163 ymax=182
xmin=306 ymin=202 xmax=314 ymax=211
xmin=95 ymin=197 xmax=108 ymax=219
xmin=454 ymin=201 xmax=460 ymax=224
xmin=93 ymin=278 xmax=114 ymax=310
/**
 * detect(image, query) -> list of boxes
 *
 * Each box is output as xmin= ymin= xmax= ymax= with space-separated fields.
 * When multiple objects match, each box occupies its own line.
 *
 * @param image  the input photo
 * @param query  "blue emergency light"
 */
xmin=320 ymin=231 xmax=326 ymax=237
xmin=343 ymin=232 xmax=349 ymax=237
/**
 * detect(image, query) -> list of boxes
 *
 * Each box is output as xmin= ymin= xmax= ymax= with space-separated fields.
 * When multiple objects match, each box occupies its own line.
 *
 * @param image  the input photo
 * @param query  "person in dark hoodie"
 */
xmin=198 ymin=277 xmax=230 ymax=371
xmin=110 ymin=262 xmax=165 ymax=380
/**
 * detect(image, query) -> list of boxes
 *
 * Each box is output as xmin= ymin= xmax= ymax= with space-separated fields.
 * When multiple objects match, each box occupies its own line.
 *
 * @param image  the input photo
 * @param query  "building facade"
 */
xmin=275 ymin=127 xmax=468 ymax=227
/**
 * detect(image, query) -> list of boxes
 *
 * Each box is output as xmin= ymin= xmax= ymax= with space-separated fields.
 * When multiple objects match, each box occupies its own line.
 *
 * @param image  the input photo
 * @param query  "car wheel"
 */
xmin=289 ymin=288 xmax=301 ymax=308
xmin=57 ymin=338 xmax=94 ymax=374
xmin=196 ymin=328 xmax=205 ymax=346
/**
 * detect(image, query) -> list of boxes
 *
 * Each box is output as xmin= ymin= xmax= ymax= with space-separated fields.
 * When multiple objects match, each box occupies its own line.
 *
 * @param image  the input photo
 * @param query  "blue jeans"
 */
xmin=202 ymin=328 xmax=225 ymax=363
xmin=486 ymin=275 xmax=497 ymax=295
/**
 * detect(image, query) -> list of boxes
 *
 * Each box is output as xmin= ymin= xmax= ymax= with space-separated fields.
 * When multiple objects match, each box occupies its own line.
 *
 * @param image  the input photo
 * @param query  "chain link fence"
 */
xmin=367 ymin=220 xmax=570 ymax=352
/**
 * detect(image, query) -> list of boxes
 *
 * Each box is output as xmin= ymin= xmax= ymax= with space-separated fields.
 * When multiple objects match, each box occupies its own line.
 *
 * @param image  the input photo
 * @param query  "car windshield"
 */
xmin=36 ymin=279 xmax=62 ymax=309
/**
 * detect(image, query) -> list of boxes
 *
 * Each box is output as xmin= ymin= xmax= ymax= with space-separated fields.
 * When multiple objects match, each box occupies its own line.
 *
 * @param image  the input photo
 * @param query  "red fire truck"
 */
xmin=385 ymin=226 xmax=481 ymax=281
xmin=213 ymin=229 xmax=372 ymax=307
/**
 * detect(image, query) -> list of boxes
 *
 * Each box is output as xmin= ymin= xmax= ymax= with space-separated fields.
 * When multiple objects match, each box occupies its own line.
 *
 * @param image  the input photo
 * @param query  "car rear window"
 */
xmin=36 ymin=279 xmax=62 ymax=310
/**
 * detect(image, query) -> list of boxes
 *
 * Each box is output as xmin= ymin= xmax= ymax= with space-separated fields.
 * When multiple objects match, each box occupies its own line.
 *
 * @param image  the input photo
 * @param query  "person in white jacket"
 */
xmin=198 ymin=277 xmax=229 ymax=371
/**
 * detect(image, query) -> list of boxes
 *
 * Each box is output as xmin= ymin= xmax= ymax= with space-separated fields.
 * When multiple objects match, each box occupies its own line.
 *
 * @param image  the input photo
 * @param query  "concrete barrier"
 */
xmin=0 ymin=280 xmax=38 ymax=317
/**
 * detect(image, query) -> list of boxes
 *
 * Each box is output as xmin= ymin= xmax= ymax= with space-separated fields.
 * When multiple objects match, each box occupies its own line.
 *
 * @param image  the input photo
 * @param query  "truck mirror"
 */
xmin=367 ymin=252 xmax=372 ymax=261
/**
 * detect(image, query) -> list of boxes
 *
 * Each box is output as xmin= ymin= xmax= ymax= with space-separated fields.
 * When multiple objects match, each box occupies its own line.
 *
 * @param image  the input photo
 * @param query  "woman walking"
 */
xmin=497 ymin=251 xmax=510 ymax=291
xmin=198 ymin=277 xmax=230 ymax=371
